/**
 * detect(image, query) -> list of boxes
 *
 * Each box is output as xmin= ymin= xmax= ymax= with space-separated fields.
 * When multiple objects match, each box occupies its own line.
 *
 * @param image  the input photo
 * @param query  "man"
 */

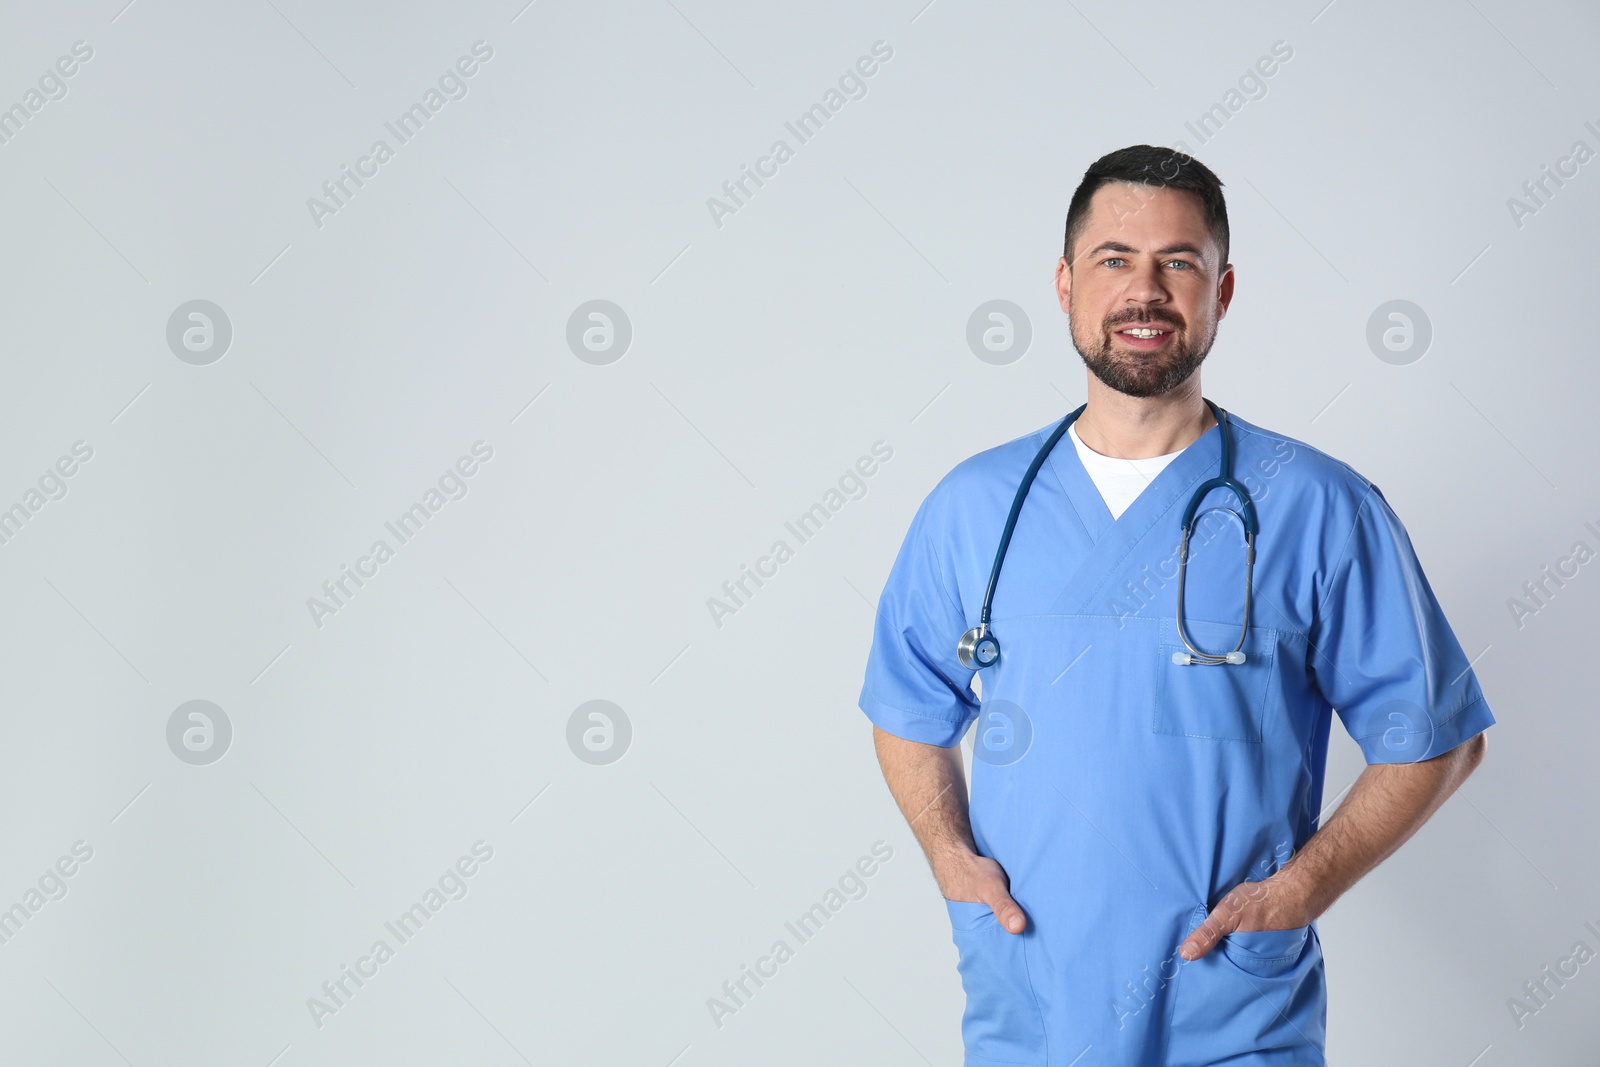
xmin=858 ymin=145 xmax=1493 ymax=1066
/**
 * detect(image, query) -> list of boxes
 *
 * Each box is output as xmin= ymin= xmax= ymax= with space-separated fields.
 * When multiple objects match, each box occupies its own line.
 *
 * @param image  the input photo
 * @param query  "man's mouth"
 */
xmin=1113 ymin=324 xmax=1175 ymax=349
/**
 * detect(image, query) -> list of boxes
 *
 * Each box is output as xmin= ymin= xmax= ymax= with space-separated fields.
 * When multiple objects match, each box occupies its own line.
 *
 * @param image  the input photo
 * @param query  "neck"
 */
xmin=1075 ymin=378 xmax=1215 ymax=460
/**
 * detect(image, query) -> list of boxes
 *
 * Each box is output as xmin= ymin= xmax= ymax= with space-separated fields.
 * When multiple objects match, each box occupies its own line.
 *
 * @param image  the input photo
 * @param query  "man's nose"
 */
xmin=1121 ymin=264 xmax=1172 ymax=305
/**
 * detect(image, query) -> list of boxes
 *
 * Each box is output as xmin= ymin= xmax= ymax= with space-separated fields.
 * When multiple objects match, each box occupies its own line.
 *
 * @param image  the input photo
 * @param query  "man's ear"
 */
xmin=1055 ymin=257 xmax=1073 ymax=314
xmin=1215 ymin=263 xmax=1235 ymax=319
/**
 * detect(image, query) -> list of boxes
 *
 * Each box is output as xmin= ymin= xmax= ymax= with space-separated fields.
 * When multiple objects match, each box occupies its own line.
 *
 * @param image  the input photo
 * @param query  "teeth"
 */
xmin=1122 ymin=328 xmax=1165 ymax=338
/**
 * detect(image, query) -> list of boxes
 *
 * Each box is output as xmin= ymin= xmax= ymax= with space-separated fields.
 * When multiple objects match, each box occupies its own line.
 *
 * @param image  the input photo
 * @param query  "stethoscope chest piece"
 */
xmin=957 ymin=626 xmax=1000 ymax=670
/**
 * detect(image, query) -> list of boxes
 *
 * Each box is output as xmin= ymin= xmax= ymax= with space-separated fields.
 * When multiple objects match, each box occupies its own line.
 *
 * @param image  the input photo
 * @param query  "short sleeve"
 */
xmin=858 ymin=499 xmax=979 ymax=747
xmin=1309 ymin=485 xmax=1495 ymax=764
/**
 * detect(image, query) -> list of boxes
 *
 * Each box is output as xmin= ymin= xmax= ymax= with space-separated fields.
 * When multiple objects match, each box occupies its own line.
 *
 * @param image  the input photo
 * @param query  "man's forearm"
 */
xmin=872 ymin=725 xmax=976 ymax=888
xmin=870 ymin=725 xmax=1028 ymax=931
xmin=1183 ymin=732 xmax=1489 ymax=959
xmin=1279 ymin=733 xmax=1488 ymax=917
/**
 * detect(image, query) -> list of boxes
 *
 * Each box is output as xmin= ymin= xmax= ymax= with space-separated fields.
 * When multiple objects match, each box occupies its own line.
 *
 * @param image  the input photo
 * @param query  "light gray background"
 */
xmin=0 ymin=1 xmax=1593 ymax=1064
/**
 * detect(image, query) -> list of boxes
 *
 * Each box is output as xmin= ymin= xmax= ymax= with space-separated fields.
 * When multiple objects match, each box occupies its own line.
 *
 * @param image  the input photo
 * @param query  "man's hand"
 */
xmin=939 ymin=852 xmax=1029 ymax=934
xmin=870 ymin=725 xmax=1029 ymax=935
xmin=1177 ymin=869 xmax=1316 ymax=961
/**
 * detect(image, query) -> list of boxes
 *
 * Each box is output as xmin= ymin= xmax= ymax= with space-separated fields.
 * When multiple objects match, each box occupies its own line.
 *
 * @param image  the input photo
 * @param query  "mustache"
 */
xmin=1108 ymin=313 xmax=1182 ymax=329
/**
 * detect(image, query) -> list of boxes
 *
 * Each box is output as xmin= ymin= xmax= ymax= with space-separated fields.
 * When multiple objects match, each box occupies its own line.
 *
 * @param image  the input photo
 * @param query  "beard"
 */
xmin=1070 ymin=307 xmax=1215 ymax=398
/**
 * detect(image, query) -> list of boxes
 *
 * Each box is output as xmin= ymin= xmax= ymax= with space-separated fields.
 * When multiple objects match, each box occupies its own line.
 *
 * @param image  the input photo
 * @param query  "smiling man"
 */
xmin=859 ymin=145 xmax=1493 ymax=1065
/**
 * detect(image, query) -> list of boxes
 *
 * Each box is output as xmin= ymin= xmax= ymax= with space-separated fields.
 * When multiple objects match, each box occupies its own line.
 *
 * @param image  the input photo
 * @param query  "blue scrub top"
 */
xmin=859 ymin=407 xmax=1495 ymax=1067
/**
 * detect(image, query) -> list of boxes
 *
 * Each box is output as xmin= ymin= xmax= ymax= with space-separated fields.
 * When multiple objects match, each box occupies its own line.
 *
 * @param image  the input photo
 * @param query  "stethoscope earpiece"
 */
xmin=1172 ymin=650 xmax=1247 ymax=666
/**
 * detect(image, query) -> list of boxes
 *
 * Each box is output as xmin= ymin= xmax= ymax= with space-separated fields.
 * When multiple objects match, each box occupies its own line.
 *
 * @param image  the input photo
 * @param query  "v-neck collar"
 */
xmin=1066 ymin=420 xmax=1187 ymax=521
xmin=1046 ymin=405 xmax=1222 ymax=540
xmin=1040 ymin=404 xmax=1225 ymax=615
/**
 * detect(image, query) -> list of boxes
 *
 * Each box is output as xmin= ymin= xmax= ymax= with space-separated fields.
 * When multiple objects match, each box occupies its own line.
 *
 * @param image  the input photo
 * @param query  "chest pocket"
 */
xmin=1153 ymin=616 xmax=1278 ymax=743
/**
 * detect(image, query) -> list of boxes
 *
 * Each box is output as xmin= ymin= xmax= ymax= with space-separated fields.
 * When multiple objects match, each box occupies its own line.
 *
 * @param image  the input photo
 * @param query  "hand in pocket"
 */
xmin=938 ymin=853 xmax=1029 ymax=934
xmin=1178 ymin=872 xmax=1316 ymax=961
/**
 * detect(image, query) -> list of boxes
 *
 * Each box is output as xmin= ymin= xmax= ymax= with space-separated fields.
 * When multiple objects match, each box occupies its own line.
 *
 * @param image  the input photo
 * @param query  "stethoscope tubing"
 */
xmin=973 ymin=407 xmax=1082 ymax=637
xmin=959 ymin=397 xmax=1256 ymax=670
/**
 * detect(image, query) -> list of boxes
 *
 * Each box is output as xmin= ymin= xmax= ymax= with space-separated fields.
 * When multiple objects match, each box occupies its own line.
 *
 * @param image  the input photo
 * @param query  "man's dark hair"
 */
xmin=1062 ymin=145 xmax=1229 ymax=270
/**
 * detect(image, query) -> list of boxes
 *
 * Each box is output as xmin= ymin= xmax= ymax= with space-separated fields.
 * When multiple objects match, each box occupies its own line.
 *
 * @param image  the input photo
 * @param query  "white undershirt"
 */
xmin=1068 ymin=421 xmax=1184 ymax=520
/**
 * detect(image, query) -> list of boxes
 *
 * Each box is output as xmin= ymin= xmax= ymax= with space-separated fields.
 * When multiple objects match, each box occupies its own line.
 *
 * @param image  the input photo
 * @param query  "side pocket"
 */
xmin=1153 ymin=617 xmax=1278 ymax=743
xmin=1169 ymin=905 xmax=1327 ymax=1066
xmin=945 ymin=900 xmax=1048 ymax=1066
xmin=1221 ymin=925 xmax=1310 ymax=979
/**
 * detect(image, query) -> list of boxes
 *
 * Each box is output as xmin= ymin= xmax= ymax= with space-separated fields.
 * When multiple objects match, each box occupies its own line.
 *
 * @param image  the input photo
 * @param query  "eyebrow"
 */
xmin=1089 ymin=241 xmax=1207 ymax=258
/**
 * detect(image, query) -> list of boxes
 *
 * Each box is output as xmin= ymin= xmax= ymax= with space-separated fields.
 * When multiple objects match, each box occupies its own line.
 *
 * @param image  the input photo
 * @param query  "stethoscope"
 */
xmin=956 ymin=398 xmax=1258 ymax=671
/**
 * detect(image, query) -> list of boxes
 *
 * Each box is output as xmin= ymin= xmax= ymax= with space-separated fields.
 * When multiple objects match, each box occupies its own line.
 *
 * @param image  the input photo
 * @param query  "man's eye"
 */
xmin=1167 ymin=260 xmax=1193 ymax=270
xmin=1102 ymin=258 xmax=1124 ymax=268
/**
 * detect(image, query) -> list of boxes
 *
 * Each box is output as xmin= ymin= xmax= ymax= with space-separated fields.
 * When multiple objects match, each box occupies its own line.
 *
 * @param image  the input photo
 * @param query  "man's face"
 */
xmin=1055 ymin=183 xmax=1233 ymax=398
